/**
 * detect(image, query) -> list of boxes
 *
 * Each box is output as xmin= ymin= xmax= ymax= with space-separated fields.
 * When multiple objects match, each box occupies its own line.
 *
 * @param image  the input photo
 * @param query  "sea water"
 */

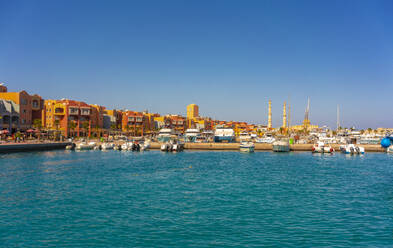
xmin=0 ymin=150 xmax=392 ymax=247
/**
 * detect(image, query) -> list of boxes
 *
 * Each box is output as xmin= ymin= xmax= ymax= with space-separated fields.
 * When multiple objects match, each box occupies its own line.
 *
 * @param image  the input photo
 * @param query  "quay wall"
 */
xmin=0 ymin=142 xmax=71 ymax=153
xmin=150 ymin=142 xmax=385 ymax=152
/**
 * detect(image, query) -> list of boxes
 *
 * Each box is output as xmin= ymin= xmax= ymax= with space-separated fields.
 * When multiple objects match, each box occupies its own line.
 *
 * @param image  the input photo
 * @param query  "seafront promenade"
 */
xmin=0 ymin=142 xmax=71 ymax=153
xmin=0 ymin=141 xmax=385 ymax=153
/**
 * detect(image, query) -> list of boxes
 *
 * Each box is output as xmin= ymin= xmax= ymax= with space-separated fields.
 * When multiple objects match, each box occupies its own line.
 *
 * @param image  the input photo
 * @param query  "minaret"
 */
xmin=268 ymin=100 xmax=272 ymax=129
xmin=282 ymin=101 xmax=287 ymax=128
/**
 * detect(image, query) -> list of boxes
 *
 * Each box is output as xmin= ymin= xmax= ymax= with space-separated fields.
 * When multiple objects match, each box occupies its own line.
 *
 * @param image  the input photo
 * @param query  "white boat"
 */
xmin=387 ymin=146 xmax=393 ymax=153
xmin=340 ymin=144 xmax=365 ymax=155
xmin=255 ymin=137 xmax=276 ymax=144
xmin=240 ymin=142 xmax=255 ymax=153
xmin=141 ymin=141 xmax=150 ymax=151
xmin=184 ymin=129 xmax=200 ymax=142
xmin=75 ymin=141 xmax=96 ymax=150
xmin=214 ymin=128 xmax=235 ymax=142
xmin=312 ymin=141 xmax=334 ymax=153
xmin=101 ymin=143 xmax=114 ymax=150
xmin=157 ymin=128 xmax=175 ymax=142
xmin=272 ymin=140 xmax=290 ymax=152
xmin=239 ymin=132 xmax=252 ymax=142
xmin=121 ymin=142 xmax=133 ymax=150
xmin=161 ymin=142 xmax=172 ymax=152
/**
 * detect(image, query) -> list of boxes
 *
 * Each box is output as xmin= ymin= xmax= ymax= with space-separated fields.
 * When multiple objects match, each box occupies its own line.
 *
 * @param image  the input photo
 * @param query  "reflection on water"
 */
xmin=0 ymin=150 xmax=392 ymax=247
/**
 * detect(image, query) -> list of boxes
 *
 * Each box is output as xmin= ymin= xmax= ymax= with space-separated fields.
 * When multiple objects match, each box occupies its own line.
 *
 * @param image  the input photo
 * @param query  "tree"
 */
xmin=82 ymin=121 xmax=90 ymax=137
xmin=68 ymin=122 xmax=77 ymax=137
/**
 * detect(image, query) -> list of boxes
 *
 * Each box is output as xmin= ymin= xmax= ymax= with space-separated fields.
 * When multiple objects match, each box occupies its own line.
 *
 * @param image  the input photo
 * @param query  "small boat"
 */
xmin=172 ymin=143 xmax=184 ymax=152
xmin=76 ymin=141 xmax=96 ymax=150
xmin=101 ymin=143 xmax=114 ymax=150
xmin=141 ymin=141 xmax=150 ymax=151
xmin=387 ymin=146 xmax=393 ymax=153
xmin=157 ymin=128 xmax=175 ymax=142
xmin=312 ymin=141 xmax=334 ymax=153
xmin=272 ymin=140 xmax=290 ymax=152
xmin=121 ymin=142 xmax=132 ymax=151
xmin=131 ymin=142 xmax=141 ymax=151
xmin=161 ymin=142 xmax=172 ymax=152
xmin=65 ymin=143 xmax=76 ymax=150
xmin=340 ymin=144 xmax=365 ymax=155
xmin=240 ymin=142 xmax=255 ymax=153
xmin=255 ymin=137 xmax=275 ymax=144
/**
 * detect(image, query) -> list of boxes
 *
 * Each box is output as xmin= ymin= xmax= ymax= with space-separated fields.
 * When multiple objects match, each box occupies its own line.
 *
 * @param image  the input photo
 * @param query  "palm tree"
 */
xmin=33 ymin=119 xmax=42 ymax=140
xmin=68 ymin=122 xmax=77 ymax=137
xmin=82 ymin=121 xmax=90 ymax=137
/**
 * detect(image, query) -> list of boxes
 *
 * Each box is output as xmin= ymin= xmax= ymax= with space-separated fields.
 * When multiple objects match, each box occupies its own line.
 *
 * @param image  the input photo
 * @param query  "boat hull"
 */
xmin=272 ymin=145 xmax=290 ymax=152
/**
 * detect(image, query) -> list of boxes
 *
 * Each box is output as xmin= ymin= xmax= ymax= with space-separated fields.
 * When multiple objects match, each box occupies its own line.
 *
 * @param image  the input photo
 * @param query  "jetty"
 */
xmin=0 ymin=142 xmax=71 ymax=153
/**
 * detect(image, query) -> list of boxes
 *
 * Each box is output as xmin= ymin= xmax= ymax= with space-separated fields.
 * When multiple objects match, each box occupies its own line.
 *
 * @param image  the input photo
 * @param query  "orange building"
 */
xmin=166 ymin=115 xmax=186 ymax=134
xmin=43 ymin=99 xmax=92 ymax=137
xmin=122 ymin=111 xmax=147 ymax=136
xmin=90 ymin=104 xmax=105 ymax=136
xmin=0 ymin=86 xmax=43 ymax=130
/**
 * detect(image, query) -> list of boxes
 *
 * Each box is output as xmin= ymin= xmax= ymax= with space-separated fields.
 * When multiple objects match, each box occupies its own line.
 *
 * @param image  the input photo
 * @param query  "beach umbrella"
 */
xmin=26 ymin=129 xmax=35 ymax=133
xmin=0 ymin=130 xmax=9 ymax=134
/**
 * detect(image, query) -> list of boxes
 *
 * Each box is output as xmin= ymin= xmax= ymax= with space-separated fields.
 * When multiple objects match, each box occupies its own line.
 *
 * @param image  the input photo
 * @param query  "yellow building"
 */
xmin=186 ymin=104 xmax=199 ymax=119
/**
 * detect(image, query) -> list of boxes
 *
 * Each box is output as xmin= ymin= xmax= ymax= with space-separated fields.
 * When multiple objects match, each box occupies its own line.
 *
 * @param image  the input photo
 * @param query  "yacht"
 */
xmin=239 ymin=132 xmax=252 ymax=142
xmin=101 ymin=143 xmax=114 ymax=150
xmin=312 ymin=141 xmax=334 ymax=153
xmin=75 ymin=141 xmax=96 ymax=150
xmin=255 ymin=137 xmax=276 ymax=144
xmin=214 ymin=128 xmax=235 ymax=143
xmin=240 ymin=142 xmax=255 ymax=153
xmin=184 ymin=129 xmax=200 ymax=142
xmin=272 ymin=140 xmax=290 ymax=152
xmin=157 ymin=128 xmax=175 ymax=142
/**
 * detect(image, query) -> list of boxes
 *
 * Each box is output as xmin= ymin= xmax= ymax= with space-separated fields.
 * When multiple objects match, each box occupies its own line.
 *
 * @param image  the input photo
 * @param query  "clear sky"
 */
xmin=1 ymin=0 xmax=392 ymax=129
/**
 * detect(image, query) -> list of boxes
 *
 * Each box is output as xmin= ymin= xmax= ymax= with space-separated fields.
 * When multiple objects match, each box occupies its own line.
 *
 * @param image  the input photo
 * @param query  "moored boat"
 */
xmin=340 ymin=144 xmax=365 ymax=155
xmin=312 ymin=141 xmax=334 ymax=153
xmin=240 ymin=142 xmax=255 ymax=153
xmin=272 ymin=140 xmax=290 ymax=152
xmin=75 ymin=141 xmax=96 ymax=150
xmin=101 ymin=143 xmax=114 ymax=150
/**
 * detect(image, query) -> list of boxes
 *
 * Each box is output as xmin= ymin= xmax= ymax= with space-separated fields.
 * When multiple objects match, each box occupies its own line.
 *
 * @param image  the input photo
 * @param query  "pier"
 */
xmin=0 ymin=142 xmax=71 ymax=153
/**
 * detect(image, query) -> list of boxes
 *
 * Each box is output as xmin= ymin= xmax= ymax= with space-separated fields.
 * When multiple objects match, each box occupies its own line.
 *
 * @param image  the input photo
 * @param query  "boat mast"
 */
xmin=337 ymin=104 xmax=340 ymax=130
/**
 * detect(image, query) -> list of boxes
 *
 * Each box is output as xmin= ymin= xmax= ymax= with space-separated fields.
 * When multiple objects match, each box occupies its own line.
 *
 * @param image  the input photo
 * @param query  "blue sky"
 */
xmin=1 ymin=0 xmax=392 ymax=129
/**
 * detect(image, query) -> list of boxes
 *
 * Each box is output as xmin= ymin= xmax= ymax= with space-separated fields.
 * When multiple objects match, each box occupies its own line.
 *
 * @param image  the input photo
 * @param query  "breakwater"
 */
xmin=0 ymin=142 xmax=71 ymax=153
xmin=149 ymin=142 xmax=385 ymax=152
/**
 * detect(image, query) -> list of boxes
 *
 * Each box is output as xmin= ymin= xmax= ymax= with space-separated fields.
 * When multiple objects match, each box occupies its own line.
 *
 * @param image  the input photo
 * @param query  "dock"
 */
xmin=0 ymin=142 xmax=71 ymax=153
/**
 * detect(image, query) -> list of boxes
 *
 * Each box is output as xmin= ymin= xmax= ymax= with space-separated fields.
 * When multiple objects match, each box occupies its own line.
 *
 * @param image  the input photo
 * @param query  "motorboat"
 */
xmin=387 ymin=146 xmax=393 ymax=153
xmin=339 ymin=144 xmax=365 ymax=155
xmin=184 ymin=129 xmax=200 ymax=142
xmin=157 ymin=128 xmax=175 ymax=142
xmin=121 ymin=142 xmax=132 ymax=151
xmin=240 ymin=142 xmax=255 ymax=153
xmin=161 ymin=142 xmax=172 ymax=152
xmin=272 ymin=140 xmax=290 ymax=152
xmin=255 ymin=137 xmax=275 ymax=144
xmin=312 ymin=141 xmax=334 ymax=153
xmin=65 ymin=143 xmax=76 ymax=150
xmin=214 ymin=128 xmax=235 ymax=142
xmin=75 ymin=141 xmax=96 ymax=150
xmin=101 ymin=143 xmax=114 ymax=150
xmin=239 ymin=132 xmax=252 ymax=142
xmin=141 ymin=141 xmax=150 ymax=151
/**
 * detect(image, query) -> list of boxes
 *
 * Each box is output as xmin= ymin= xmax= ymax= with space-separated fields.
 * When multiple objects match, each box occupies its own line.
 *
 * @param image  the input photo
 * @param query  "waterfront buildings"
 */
xmin=0 ymin=99 xmax=20 ymax=132
xmin=43 ymin=99 xmax=93 ymax=137
xmin=0 ymin=87 xmax=43 ymax=130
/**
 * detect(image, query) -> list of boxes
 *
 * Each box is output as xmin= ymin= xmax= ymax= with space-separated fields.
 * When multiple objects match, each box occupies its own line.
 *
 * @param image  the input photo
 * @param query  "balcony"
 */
xmin=54 ymin=107 xmax=65 ymax=115
xmin=128 ymin=117 xmax=135 ymax=122
xmin=80 ymin=108 xmax=91 ymax=116
xmin=69 ymin=107 xmax=79 ymax=115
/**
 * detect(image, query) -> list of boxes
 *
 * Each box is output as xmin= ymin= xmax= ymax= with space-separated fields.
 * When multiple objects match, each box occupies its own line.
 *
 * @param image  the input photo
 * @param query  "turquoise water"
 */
xmin=1 ymin=150 xmax=393 ymax=247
